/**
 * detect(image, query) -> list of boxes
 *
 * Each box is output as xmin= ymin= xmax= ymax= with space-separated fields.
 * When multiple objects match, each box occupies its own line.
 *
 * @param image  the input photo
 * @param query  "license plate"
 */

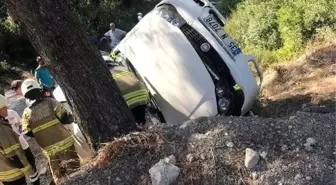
xmin=203 ymin=14 xmax=241 ymax=56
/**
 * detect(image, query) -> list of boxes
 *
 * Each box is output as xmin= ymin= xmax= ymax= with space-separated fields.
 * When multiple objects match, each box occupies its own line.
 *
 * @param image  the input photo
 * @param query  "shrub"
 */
xmin=223 ymin=0 xmax=336 ymax=67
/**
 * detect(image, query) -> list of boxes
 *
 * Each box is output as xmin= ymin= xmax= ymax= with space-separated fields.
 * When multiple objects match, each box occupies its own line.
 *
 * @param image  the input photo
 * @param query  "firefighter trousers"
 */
xmin=2 ymin=176 xmax=26 ymax=185
xmin=132 ymin=105 xmax=147 ymax=125
xmin=48 ymin=145 xmax=79 ymax=184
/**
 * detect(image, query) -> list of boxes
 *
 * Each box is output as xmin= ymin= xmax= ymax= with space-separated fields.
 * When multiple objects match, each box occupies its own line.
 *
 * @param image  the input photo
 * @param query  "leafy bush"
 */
xmin=223 ymin=0 xmax=336 ymax=67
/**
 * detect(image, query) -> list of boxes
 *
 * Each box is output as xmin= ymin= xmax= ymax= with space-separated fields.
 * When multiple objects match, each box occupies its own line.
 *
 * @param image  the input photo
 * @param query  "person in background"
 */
xmin=21 ymin=79 xmax=79 ymax=185
xmin=0 ymin=95 xmax=40 ymax=185
xmin=10 ymin=80 xmax=34 ymax=115
xmin=11 ymin=80 xmax=24 ymax=97
xmin=104 ymin=23 xmax=127 ymax=50
xmin=34 ymin=56 xmax=55 ymax=97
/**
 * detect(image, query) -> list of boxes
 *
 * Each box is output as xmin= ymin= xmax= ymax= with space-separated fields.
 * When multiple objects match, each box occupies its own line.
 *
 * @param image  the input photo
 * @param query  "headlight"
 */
xmin=159 ymin=9 xmax=174 ymax=22
xmin=215 ymin=86 xmax=225 ymax=98
xmin=215 ymin=82 xmax=232 ymax=114
xmin=218 ymin=98 xmax=230 ymax=113
xmin=155 ymin=4 xmax=186 ymax=28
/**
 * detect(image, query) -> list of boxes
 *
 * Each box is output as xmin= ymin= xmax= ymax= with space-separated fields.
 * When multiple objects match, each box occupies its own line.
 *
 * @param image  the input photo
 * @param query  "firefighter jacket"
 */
xmin=0 ymin=122 xmax=32 ymax=182
xmin=22 ymin=98 xmax=75 ymax=157
xmin=110 ymin=65 xmax=149 ymax=109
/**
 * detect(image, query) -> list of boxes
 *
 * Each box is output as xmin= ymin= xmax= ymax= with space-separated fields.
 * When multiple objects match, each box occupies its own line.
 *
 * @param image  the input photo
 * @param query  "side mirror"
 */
xmin=137 ymin=12 xmax=143 ymax=22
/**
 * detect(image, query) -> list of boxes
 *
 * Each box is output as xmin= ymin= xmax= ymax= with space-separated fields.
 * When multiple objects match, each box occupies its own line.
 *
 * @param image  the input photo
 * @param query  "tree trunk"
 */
xmin=5 ymin=0 xmax=136 ymax=150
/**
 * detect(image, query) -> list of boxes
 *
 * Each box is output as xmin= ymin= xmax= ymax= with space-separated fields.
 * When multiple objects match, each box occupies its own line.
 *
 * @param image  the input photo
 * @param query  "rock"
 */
xmin=328 ymin=166 xmax=334 ymax=171
xmin=149 ymin=156 xmax=181 ymax=185
xmin=303 ymin=143 xmax=311 ymax=147
xmin=260 ymin=151 xmax=268 ymax=159
xmin=186 ymin=154 xmax=194 ymax=162
xmin=294 ymin=174 xmax=302 ymax=180
xmin=306 ymin=137 xmax=317 ymax=145
xmin=163 ymin=155 xmax=177 ymax=164
xmin=289 ymin=116 xmax=296 ymax=120
xmin=281 ymin=145 xmax=288 ymax=152
xmin=332 ymin=164 xmax=336 ymax=168
xmin=226 ymin=142 xmax=234 ymax=148
xmin=116 ymin=177 xmax=121 ymax=182
xmin=288 ymin=125 xmax=293 ymax=129
xmin=305 ymin=145 xmax=314 ymax=152
xmin=245 ymin=148 xmax=260 ymax=169
xmin=305 ymin=176 xmax=312 ymax=181
xmin=252 ymin=172 xmax=258 ymax=180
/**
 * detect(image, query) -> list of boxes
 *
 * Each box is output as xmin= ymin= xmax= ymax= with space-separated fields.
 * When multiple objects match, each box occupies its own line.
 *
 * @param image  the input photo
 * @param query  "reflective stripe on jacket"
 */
xmin=0 ymin=123 xmax=32 ymax=182
xmin=22 ymin=98 xmax=75 ymax=157
xmin=110 ymin=66 xmax=149 ymax=109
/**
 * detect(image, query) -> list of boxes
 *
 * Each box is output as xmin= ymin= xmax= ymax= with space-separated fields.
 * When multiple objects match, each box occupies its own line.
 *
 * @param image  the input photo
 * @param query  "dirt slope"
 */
xmin=61 ymin=112 xmax=335 ymax=185
xmin=255 ymin=39 xmax=336 ymax=117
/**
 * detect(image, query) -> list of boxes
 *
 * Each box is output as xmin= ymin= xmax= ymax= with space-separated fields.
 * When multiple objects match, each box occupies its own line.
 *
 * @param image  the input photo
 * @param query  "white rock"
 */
xmin=305 ymin=145 xmax=314 ymax=152
xmin=303 ymin=143 xmax=311 ymax=147
xmin=252 ymin=172 xmax=258 ymax=180
xmin=328 ymin=166 xmax=334 ymax=171
xmin=163 ymin=155 xmax=177 ymax=164
xmin=226 ymin=142 xmax=234 ymax=148
xmin=245 ymin=148 xmax=260 ymax=169
xmin=149 ymin=158 xmax=181 ymax=185
xmin=116 ymin=177 xmax=121 ymax=182
xmin=288 ymin=125 xmax=293 ymax=129
xmin=305 ymin=176 xmax=312 ymax=181
xmin=306 ymin=138 xmax=317 ymax=145
xmin=186 ymin=154 xmax=194 ymax=162
xmin=332 ymin=164 xmax=336 ymax=168
xmin=281 ymin=145 xmax=288 ymax=152
xmin=289 ymin=116 xmax=296 ymax=120
xmin=260 ymin=151 xmax=268 ymax=159
xmin=294 ymin=174 xmax=302 ymax=180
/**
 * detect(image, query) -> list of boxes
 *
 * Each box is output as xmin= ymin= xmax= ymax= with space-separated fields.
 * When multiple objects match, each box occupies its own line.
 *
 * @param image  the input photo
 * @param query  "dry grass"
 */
xmin=257 ymin=37 xmax=336 ymax=117
xmin=90 ymin=132 xmax=164 ymax=169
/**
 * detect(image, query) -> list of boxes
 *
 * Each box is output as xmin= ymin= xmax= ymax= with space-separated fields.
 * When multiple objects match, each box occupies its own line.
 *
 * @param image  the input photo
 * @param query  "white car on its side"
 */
xmin=111 ymin=0 xmax=263 ymax=125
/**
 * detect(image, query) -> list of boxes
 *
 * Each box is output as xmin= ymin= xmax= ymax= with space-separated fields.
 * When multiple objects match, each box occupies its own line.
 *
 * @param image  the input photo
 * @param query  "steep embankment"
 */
xmin=255 ymin=39 xmax=336 ymax=117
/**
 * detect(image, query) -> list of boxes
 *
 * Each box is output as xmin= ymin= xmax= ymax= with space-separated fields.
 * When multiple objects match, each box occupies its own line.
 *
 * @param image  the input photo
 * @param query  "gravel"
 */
xmin=61 ymin=111 xmax=335 ymax=185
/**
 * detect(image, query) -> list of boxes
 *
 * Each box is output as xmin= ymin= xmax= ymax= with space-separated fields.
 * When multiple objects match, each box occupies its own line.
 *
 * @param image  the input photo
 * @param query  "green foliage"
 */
xmin=219 ymin=0 xmax=242 ymax=17
xmin=71 ymin=0 xmax=160 ymax=35
xmin=0 ymin=0 xmax=160 ymax=81
xmin=223 ymin=0 xmax=336 ymax=67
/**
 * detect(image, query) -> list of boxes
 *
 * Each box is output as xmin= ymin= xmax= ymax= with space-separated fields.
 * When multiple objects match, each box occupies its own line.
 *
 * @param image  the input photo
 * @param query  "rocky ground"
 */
xmin=61 ymin=110 xmax=335 ymax=185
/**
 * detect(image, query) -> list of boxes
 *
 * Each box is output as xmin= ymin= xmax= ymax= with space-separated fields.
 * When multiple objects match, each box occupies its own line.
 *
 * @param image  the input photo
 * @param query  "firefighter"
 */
xmin=0 ymin=95 xmax=40 ymax=184
xmin=20 ymin=79 xmax=80 ymax=184
xmin=106 ymin=59 xmax=149 ymax=125
xmin=0 ymin=120 xmax=34 ymax=185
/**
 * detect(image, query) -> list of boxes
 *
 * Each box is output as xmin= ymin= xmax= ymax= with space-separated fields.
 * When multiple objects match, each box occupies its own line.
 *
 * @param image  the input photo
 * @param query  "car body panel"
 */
xmin=115 ymin=0 xmax=262 ymax=122
xmin=115 ymin=15 xmax=218 ymax=125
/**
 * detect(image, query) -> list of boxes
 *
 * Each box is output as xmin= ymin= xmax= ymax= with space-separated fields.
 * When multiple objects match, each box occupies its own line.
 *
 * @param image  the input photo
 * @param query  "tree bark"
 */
xmin=5 ymin=0 xmax=136 ymax=150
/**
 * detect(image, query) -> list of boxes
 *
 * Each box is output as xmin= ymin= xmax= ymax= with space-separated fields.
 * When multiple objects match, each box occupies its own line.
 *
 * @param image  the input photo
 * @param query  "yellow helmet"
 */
xmin=0 ymin=94 xmax=6 ymax=109
xmin=21 ymin=79 xmax=41 ymax=97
